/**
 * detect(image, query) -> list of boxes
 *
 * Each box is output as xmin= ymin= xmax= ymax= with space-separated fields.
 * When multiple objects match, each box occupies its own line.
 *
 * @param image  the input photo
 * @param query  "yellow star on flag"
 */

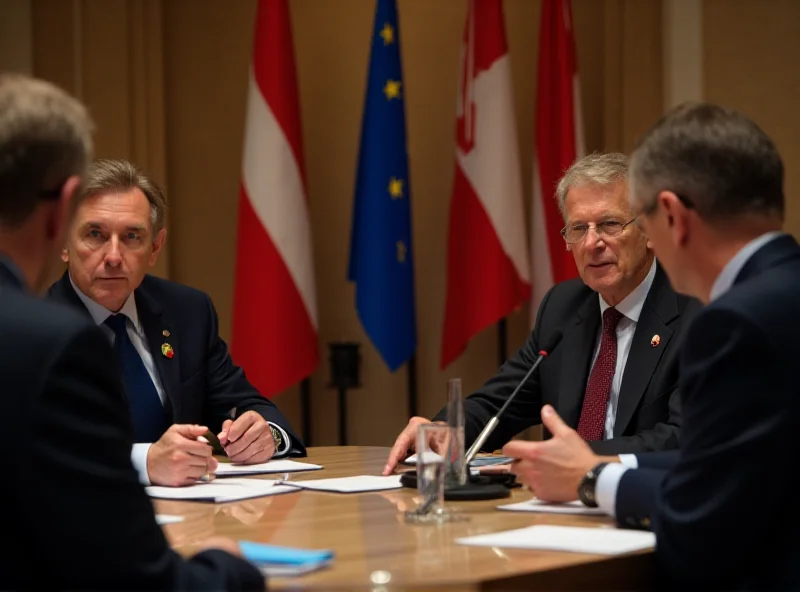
xmin=379 ymin=23 xmax=394 ymax=45
xmin=383 ymin=79 xmax=402 ymax=100
xmin=388 ymin=177 xmax=404 ymax=199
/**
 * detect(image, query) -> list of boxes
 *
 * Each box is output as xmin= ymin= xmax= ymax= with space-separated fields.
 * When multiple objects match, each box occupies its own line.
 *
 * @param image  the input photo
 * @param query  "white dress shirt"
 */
xmin=69 ymin=275 xmax=292 ymax=485
xmin=592 ymin=259 xmax=657 ymax=440
xmin=594 ymin=232 xmax=786 ymax=517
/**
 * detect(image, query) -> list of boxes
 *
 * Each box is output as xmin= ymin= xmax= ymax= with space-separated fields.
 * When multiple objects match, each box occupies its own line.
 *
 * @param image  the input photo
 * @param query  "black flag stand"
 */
xmin=300 ymin=377 xmax=312 ymax=447
xmin=328 ymin=342 xmax=361 ymax=446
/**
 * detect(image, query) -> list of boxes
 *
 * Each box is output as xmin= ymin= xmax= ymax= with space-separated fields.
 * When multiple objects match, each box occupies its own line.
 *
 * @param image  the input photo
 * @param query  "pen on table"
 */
xmin=197 ymin=435 xmax=216 ymax=482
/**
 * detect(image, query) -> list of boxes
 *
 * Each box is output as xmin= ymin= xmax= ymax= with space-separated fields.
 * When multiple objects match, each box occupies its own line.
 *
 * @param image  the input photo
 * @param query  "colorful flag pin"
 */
xmin=162 ymin=329 xmax=170 ymax=337
xmin=651 ymin=335 xmax=661 ymax=347
xmin=161 ymin=343 xmax=174 ymax=359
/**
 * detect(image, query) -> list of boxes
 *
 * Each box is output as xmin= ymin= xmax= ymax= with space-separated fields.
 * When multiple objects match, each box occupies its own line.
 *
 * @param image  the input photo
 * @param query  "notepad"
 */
xmin=498 ymin=499 xmax=606 ymax=515
xmin=404 ymin=453 xmax=512 ymax=466
xmin=215 ymin=459 xmax=322 ymax=476
xmin=277 ymin=475 xmax=403 ymax=493
xmin=456 ymin=525 xmax=656 ymax=555
xmin=239 ymin=541 xmax=334 ymax=577
xmin=146 ymin=478 xmax=296 ymax=502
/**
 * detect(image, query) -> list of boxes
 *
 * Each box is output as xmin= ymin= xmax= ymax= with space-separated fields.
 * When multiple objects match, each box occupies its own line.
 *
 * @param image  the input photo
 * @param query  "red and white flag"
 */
xmin=231 ymin=0 xmax=318 ymax=396
xmin=440 ymin=0 xmax=531 ymax=369
xmin=530 ymin=0 xmax=584 ymax=323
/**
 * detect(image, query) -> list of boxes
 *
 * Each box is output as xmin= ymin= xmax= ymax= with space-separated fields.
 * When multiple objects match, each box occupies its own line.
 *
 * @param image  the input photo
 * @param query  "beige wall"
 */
xmin=11 ymin=0 xmax=795 ymax=446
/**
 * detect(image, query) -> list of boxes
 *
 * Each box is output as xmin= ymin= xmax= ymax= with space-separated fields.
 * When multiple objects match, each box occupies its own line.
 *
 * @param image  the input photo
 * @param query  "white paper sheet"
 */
xmin=404 ymin=453 xmax=512 ymax=466
xmin=154 ymin=514 xmax=185 ymax=525
xmin=456 ymin=525 xmax=656 ymax=555
xmin=146 ymin=478 xmax=296 ymax=502
xmin=277 ymin=475 xmax=403 ymax=493
xmin=498 ymin=499 xmax=606 ymax=515
xmin=215 ymin=459 xmax=322 ymax=476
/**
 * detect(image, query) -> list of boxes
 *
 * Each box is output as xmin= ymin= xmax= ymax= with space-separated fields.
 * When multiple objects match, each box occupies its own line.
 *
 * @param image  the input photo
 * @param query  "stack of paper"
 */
xmin=498 ymin=499 xmax=606 ymax=515
xmin=215 ymin=459 xmax=322 ymax=477
xmin=239 ymin=541 xmax=334 ymax=577
xmin=277 ymin=475 xmax=403 ymax=493
xmin=404 ymin=453 xmax=512 ymax=467
xmin=456 ymin=525 xmax=656 ymax=555
xmin=146 ymin=478 xmax=296 ymax=503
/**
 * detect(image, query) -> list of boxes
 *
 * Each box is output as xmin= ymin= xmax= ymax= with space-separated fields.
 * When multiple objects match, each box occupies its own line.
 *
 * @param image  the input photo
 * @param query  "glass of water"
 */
xmin=404 ymin=423 xmax=464 ymax=524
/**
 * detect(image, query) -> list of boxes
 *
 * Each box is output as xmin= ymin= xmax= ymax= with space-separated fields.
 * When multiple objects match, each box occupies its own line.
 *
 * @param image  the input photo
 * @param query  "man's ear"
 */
xmin=149 ymin=227 xmax=167 ymax=267
xmin=46 ymin=175 xmax=81 ymax=243
xmin=659 ymin=192 xmax=690 ymax=248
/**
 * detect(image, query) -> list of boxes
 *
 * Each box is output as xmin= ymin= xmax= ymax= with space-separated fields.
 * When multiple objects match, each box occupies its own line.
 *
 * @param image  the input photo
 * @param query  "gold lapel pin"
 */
xmin=651 ymin=334 xmax=661 ymax=347
xmin=162 ymin=329 xmax=170 ymax=337
xmin=161 ymin=343 xmax=174 ymax=359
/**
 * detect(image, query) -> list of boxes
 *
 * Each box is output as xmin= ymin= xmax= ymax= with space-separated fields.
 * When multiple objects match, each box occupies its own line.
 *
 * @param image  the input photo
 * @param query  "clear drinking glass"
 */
xmin=403 ymin=423 xmax=466 ymax=524
xmin=445 ymin=378 xmax=466 ymax=487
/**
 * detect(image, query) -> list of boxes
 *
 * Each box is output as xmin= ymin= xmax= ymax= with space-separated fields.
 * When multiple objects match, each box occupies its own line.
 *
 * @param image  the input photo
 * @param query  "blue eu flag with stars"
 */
xmin=348 ymin=0 xmax=417 ymax=372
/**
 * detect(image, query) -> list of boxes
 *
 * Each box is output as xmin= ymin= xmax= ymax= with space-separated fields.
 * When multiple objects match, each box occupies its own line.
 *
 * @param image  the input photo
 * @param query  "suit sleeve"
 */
xmin=202 ymin=294 xmax=306 ymax=456
xmin=18 ymin=325 xmax=265 ymax=591
xmin=616 ymin=309 xmax=793 ymax=586
xmin=589 ymin=385 xmax=682 ymax=454
xmin=432 ymin=288 xmax=554 ymax=451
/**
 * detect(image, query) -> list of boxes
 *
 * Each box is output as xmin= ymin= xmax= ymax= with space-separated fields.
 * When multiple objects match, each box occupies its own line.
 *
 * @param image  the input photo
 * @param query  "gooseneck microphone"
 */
xmin=464 ymin=330 xmax=564 ymax=465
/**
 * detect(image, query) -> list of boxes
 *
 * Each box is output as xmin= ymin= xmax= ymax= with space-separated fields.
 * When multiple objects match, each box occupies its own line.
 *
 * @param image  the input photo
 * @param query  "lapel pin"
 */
xmin=651 ymin=334 xmax=661 ymax=347
xmin=161 ymin=343 xmax=174 ymax=359
xmin=162 ymin=329 xmax=170 ymax=337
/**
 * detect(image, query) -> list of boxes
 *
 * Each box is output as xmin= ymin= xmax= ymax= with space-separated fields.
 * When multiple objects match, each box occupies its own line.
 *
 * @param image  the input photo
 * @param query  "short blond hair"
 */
xmin=0 ymin=73 xmax=93 ymax=227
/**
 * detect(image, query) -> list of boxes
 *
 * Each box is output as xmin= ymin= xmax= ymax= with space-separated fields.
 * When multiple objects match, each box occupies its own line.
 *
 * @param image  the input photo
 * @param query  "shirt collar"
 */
xmin=69 ymin=273 xmax=141 ymax=333
xmin=599 ymin=259 xmax=657 ymax=323
xmin=709 ymin=231 xmax=785 ymax=302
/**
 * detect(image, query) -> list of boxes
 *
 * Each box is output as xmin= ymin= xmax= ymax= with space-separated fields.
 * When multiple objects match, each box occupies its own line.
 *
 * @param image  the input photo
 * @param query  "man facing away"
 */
xmin=49 ymin=158 xmax=304 ymax=487
xmin=0 ymin=73 xmax=264 ymax=590
xmin=504 ymin=103 xmax=800 ymax=589
xmin=384 ymin=152 xmax=700 ymax=475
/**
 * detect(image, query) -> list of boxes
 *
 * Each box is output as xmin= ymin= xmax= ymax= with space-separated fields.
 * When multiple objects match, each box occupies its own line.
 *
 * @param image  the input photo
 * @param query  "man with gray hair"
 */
xmin=0 ymin=74 xmax=264 ymax=589
xmin=502 ymin=103 xmax=799 ymax=588
xmin=384 ymin=152 xmax=700 ymax=474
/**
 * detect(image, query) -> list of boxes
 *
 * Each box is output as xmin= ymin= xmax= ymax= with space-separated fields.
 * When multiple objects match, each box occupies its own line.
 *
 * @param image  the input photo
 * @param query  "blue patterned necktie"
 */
xmin=105 ymin=313 xmax=167 ymax=443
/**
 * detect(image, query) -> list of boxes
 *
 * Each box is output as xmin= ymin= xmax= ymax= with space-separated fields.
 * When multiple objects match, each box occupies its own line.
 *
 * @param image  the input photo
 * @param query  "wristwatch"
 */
xmin=268 ymin=424 xmax=283 ymax=451
xmin=578 ymin=462 xmax=609 ymax=508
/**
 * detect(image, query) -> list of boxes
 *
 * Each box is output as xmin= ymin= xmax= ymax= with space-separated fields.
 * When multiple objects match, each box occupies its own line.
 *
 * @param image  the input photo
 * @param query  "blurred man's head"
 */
xmin=0 ymin=74 xmax=93 ymax=292
xmin=557 ymin=152 xmax=654 ymax=306
xmin=629 ymin=102 xmax=784 ymax=302
xmin=62 ymin=159 xmax=167 ymax=311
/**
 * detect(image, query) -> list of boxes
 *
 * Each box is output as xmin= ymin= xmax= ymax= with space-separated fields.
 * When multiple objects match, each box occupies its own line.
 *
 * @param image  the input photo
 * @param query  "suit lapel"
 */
xmin=558 ymin=294 xmax=601 ymax=428
xmin=613 ymin=265 xmax=678 ymax=437
xmin=135 ymin=287 xmax=181 ymax=422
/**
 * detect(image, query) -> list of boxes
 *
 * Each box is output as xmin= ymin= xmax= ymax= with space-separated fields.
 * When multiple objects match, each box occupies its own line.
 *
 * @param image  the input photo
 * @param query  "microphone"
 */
xmin=463 ymin=330 xmax=564 ymax=465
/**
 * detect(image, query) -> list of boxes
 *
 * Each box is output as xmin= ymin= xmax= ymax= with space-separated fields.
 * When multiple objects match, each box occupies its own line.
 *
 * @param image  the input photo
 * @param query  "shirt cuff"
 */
xmin=595 ymin=462 xmax=631 ymax=518
xmin=131 ymin=443 xmax=153 ymax=485
xmin=618 ymin=453 xmax=639 ymax=469
xmin=268 ymin=422 xmax=291 ymax=457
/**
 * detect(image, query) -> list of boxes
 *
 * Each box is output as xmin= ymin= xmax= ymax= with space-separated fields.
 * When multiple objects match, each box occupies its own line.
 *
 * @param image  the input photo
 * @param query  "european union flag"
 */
xmin=348 ymin=0 xmax=417 ymax=372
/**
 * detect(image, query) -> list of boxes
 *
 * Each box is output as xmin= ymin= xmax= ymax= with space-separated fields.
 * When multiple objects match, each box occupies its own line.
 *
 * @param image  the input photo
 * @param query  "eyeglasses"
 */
xmin=560 ymin=218 xmax=638 ymax=244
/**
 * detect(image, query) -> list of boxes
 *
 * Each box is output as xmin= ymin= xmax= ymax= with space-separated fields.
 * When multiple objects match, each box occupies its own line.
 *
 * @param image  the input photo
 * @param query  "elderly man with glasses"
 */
xmin=384 ymin=152 xmax=700 ymax=475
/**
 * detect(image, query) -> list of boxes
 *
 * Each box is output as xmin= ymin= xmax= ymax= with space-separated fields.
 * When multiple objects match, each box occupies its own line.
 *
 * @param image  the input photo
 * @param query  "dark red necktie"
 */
xmin=577 ymin=307 xmax=624 ymax=441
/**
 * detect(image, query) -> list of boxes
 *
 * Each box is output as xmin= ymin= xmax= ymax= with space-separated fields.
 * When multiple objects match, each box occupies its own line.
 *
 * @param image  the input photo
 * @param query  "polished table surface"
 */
xmin=158 ymin=446 xmax=653 ymax=590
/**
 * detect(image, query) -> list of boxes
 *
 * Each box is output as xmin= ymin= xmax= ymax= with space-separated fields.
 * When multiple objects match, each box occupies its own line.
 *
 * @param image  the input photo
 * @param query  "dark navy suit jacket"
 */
xmin=49 ymin=271 xmax=305 ymax=455
xmin=616 ymin=235 xmax=800 ymax=589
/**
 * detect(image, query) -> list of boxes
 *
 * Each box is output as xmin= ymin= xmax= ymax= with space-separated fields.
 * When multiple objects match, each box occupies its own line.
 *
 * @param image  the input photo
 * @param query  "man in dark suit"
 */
xmin=384 ymin=152 xmax=699 ymax=474
xmin=49 ymin=158 xmax=305 ymax=487
xmin=0 ymin=73 xmax=264 ymax=589
xmin=505 ymin=103 xmax=799 ymax=589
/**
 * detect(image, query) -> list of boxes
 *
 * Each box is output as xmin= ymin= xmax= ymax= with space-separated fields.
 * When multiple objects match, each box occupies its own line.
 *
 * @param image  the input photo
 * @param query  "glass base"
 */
xmin=402 ymin=507 xmax=468 ymax=525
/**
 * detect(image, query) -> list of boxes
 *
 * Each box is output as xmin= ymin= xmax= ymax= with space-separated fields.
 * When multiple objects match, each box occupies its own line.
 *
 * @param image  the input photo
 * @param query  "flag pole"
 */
xmin=300 ymin=377 xmax=312 ymax=446
xmin=496 ymin=319 xmax=508 ymax=368
xmin=407 ymin=353 xmax=418 ymax=418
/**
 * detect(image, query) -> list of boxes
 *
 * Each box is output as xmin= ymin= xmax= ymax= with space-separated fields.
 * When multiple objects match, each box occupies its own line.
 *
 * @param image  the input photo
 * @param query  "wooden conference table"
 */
xmin=157 ymin=446 xmax=654 ymax=590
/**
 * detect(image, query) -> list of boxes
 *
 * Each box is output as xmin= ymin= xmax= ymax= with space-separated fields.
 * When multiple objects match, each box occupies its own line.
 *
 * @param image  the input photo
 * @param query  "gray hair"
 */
xmin=630 ymin=102 xmax=784 ymax=222
xmin=79 ymin=159 xmax=167 ymax=236
xmin=556 ymin=152 xmax=629 ymax=217
xmin=0 ymin=73 xmax=94 ymax=228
